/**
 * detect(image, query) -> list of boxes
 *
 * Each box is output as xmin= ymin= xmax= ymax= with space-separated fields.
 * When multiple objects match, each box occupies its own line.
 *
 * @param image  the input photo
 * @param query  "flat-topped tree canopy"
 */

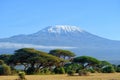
xmin=49 ymin=49 xmax=75 ymax=59
xmin=9 ymin=48 xmax=63 ymax=71
xmin=73 ymin=56 xmax=100 ymax=68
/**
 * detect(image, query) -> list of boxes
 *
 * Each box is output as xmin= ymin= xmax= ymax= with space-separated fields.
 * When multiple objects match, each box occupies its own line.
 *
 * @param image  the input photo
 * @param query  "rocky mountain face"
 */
xmin=0 ymin=25 xmax=120 ymax=61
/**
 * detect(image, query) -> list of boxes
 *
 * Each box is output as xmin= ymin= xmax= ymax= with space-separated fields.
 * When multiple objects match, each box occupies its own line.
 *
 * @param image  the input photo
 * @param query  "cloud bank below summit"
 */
xmin=0 ymin=42 xmax=77 ymax=49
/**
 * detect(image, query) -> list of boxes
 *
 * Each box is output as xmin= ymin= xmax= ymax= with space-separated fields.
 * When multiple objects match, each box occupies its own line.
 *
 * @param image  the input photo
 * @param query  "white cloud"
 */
xmin=0 ymin=42 xmax=77 ymax=49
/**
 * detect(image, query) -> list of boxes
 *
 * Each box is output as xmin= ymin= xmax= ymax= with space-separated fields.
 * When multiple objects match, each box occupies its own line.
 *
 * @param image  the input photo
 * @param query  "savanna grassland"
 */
xmin=0 ymin=73 xmax=120 ymax=80
xmin=0 ymin=48 xmax=120 ymax=80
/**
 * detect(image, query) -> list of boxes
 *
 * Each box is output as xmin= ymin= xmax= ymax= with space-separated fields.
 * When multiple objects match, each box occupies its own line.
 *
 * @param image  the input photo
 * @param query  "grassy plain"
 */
xmin=0 ymin=73 xmax=120 ymax=80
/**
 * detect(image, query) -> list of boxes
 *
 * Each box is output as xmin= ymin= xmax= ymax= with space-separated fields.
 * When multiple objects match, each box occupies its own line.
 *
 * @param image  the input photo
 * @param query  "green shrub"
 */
xmin=0 ymin=60 xmax=4 ymax=65
xmin=116 ymin=65 xmax=120 ymax=72
xmin=116 ymin=67 xmax=120 ymax=72
xmin=27 ymin=67 xmax=52 ymax=75
xmin=54 ymin=67 xmax=65 ymax=74
xmin=18 ymin=71 xmax=27 ymax=80
xmin=64 ymin=63 xmax=83 ymax=73
xmin=43 ymin=68 xmax=51 ymax=74
xmin=26 ymin=67 xmax=35 ymax=74
xmin=88 ymin=69 xmax=96 ymax=73
xmin=102 ymin=66 xmax=115 ymax=73
xmin=67 ymin=70 xmax=75 ymax=76
xmin=39 ymin=68 xmax=51 ymax=74
xmin=59 ymin=67 xmax=65 ymax=74
xmin=78 ymin=70 xmax=89 ymax=76
xmin=0 ymin=64 xmax=11 ymax=75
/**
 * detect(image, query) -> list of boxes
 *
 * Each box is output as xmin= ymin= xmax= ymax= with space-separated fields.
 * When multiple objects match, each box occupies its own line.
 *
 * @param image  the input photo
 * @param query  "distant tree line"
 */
xmin=0 ymin=48 xmax=120 ymax=76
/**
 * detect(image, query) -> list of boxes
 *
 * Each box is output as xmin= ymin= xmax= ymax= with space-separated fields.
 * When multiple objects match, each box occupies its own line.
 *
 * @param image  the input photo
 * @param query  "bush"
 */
xmin=64 ymin=63 xmax=83 ymax=73
xmin=43 ymin=68 xmax=51 ymax=74
xmin=78 ymin=70 xmax=89 ymax=76
xmin=88 ymin=69 xmax=96 ymax=73
xmin=0 ymin=64 xmax=11 ymax=75
xmin=59 ymin=67 xmax=65 ymax=74
xmin=54 ymin=67 xmax=65 ymax=74
xmin=27 ymin=67 xmax=52 ymax=75
xmin=67 ymin=70 xmax=75 ymax=76
xmin=39 ymin=68 xmax=51 ymax=74
xmin=18 ymin=71 xmax=27 ymax=80
xmin=0 ymin=60 xmax=4 ymax=65
xmin=116 ymin=67 xmax=120 ymax=72
xmin=102 ymin=66 xmax=115 ymax=73
xmin=26 ymin=67 xmax=36 ymax=74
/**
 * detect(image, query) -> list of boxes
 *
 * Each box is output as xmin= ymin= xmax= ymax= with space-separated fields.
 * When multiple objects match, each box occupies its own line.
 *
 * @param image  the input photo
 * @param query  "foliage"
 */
xmin=9 ymin=48 xmax=62 ymax=74
xmin=98 ymin=61 xmax=112 ymax=68
xmin=116 ymin=65 xmax=120 ymax=72
xmin=67 ymin=70 xmax=75 ymax=76
xmin=87 ymin=68 xmax=96 ymax=73
xmin=0 ymin=48 xmax=117 ymax=75
xmin=54 ymin=67 xmax=65 ymax=74
xmin=18 ymin=71 xmax=27 ymax=80
xmin=112 ymin=64 xmax=117 ymax=72
xmin=0 ymin=64 xmax=11 ymax=75
xmin=64 ymin=63 xmax=82 ymax=73
xmin=73 ymin=56 xmax=100 ymax=69
xmin=78 ymin=69 xmax=89 ymax=76
xmin=49 ymin=49 xmax=75 ymax=59
xmin=41 ymin=68 xmax=51 ymax=74
xmin=0 ymin=60 xmax=4 ymax=65
xmin=102 ymin=65 xmax=115 ymax=73
xmin=0 ymin=54 xmax=12 ymax=64
xmin=26 ymin=67 xmax=35 ymax=74
xmin=116 ymin=67 xmax=120 ymax=72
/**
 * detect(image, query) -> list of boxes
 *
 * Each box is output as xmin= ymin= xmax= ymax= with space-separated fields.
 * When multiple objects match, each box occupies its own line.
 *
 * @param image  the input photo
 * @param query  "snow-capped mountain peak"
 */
xmin=41 ymin=25 xmax=83 ymax=33
xmin=1 ymin=25 xmax=120 ymax=61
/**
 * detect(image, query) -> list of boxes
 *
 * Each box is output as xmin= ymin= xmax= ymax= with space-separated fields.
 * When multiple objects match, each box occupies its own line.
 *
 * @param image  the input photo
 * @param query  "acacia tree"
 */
xmin=9 ymin=48 xmax=62 ymax=74
xmin=49 ymin=49 xmax=75 ymax=60
xmin=97 ymin=61 xmax=115 ymax=73
xmin=97 ymin=61 xmax=112 ymax=68
xmin=9 ymin=48 xmax=39 ymax=70
xmin=73 ymin=56 xmax=100 ymax=69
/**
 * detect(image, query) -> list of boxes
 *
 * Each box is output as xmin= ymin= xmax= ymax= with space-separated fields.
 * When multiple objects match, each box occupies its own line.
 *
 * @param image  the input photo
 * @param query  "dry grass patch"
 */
xmin=0 ymin=73 xmax=120 ymax=80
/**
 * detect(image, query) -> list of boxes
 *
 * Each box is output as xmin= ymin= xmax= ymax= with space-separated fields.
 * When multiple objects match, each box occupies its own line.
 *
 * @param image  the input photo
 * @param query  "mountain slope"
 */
xmin=0 ymin=25 xmax=120 ymax=61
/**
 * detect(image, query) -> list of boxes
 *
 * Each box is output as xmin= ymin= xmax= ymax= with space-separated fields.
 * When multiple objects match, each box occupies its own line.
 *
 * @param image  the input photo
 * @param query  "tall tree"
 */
xmin=49 ymin=49 xmax=75 ymax=60
xmin=73 ymin=56 xmax=100 ymax=69
xmin=10 ymin=48 xmax=62 ymax=73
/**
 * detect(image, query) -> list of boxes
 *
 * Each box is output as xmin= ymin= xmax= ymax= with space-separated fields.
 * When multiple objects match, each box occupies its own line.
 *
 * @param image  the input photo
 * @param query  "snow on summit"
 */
xmin=41 ymin=25 xmax=83 ymax=33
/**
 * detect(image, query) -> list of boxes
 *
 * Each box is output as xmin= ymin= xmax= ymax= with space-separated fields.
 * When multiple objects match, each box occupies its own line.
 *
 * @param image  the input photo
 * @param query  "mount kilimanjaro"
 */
xmin=0 ymin=25 xmax=120 ymax=61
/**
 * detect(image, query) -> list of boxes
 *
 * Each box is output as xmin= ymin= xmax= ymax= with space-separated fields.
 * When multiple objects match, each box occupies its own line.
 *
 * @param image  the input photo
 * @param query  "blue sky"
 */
xmin=0 ymin=0 xmax=120 ymax=40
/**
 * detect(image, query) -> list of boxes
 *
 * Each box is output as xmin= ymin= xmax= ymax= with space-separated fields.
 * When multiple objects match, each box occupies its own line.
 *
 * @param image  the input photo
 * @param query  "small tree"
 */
xmin=73 ymin=56 xmax=100 ymax=69
xmin=18 ymin=71 xmax=27 ymax=80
